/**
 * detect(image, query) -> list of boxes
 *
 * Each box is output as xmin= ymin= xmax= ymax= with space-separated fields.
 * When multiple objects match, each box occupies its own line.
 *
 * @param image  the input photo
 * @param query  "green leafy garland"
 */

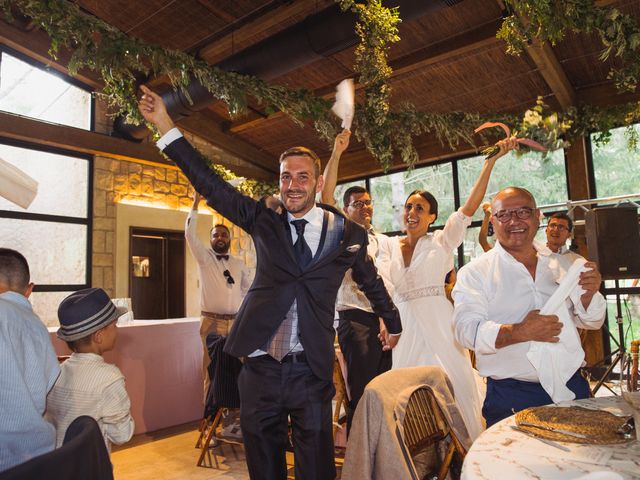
xmin=339 ymin=0 xmax=488 ymax=169
xmin=498 ymin=0 xmax=640 ymax=93
xmin=1 ymin=0 xmax=639 ymax=186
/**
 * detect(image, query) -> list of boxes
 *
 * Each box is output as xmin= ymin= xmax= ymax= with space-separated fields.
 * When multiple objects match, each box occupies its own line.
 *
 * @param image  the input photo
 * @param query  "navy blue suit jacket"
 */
xmin=164 ymin=137 xmax=401 ymax=381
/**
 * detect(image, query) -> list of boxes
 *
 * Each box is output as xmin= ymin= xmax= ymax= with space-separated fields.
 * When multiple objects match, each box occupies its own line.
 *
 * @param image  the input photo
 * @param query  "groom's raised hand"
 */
xmin=138 ymin=85 xmax=175 ymax=136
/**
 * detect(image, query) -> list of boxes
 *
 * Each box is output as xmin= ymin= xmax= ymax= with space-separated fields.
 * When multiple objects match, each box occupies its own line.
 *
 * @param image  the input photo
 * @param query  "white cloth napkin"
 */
xmin=331 ymin=79 xmax=355 ymax=130
xmin=526 ymin=257 xmax=588 ymax=403
xmin=0 ymin=156 xmax=38 ymax=209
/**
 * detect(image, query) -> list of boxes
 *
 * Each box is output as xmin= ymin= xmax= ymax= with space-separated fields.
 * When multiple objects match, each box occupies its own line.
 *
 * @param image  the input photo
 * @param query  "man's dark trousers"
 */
xmin=239 ymin=354 xmax=336 ymax=480
xmin=482 ymin=370 xmax=590 ymax=427
xmin=337 ymin=308 xmax=392 ymax=433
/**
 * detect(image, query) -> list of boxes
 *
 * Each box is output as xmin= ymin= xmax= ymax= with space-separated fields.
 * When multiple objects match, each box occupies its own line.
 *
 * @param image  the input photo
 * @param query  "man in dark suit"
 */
xmin=139 ymin=86 xmax=401 ymax=480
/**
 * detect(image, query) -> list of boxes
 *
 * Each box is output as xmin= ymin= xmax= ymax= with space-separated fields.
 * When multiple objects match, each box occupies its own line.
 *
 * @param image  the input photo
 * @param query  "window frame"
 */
xmin=0 ymin=44 xmax=95 ymax=132
xmin=337 ymin=148 xmax=570 ymax=267
xmin=0 ymin=44 xmax=95 ymax=293
xmin=0 ymin=135 xmax=93 ymax=293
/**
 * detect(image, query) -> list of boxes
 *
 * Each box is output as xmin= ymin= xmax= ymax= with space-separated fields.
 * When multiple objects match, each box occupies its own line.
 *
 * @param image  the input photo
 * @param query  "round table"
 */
xmin=461 ymin=396 xmax=640 ymax=479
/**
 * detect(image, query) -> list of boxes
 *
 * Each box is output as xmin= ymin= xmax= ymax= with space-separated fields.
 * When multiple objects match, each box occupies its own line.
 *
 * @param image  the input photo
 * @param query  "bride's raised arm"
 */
xmin=459 ymin=137 xmax=517 ymax=217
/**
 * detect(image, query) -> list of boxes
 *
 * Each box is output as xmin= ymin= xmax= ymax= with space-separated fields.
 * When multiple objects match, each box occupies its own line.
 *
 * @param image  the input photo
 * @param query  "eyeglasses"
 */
xmin=493 ymin=206 xmax=535 ymax=223
xmin=547 ymin=223 xmax=569 ymax=232
xmin=348 ymin=200 xmax=373 ymax=209
xmin=223 ymin=269 xmax=235 ymax=285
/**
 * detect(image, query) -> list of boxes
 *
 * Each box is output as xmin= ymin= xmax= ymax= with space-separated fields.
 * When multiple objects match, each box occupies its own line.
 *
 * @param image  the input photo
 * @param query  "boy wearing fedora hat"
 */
xmin=45 ymin=288 xmax=134 ymax=452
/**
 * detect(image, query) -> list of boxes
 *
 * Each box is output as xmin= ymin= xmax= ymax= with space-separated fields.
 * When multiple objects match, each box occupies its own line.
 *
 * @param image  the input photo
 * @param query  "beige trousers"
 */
xmin=199 ymin=314 xmax=235 ymax=404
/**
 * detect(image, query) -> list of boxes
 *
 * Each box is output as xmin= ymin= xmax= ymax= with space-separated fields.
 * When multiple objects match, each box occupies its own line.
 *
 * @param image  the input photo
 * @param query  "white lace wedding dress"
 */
xmin=384 ymin=210 xmax=485 ymax=440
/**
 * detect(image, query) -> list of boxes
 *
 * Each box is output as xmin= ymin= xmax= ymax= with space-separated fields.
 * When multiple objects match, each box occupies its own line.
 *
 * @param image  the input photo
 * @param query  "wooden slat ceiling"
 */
xmin=8 ymin=0 xmax=640 ymax=180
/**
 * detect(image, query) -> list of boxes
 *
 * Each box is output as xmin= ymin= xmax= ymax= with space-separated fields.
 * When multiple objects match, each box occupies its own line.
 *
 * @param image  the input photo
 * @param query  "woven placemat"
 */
xmin=515 ymin=406 xmax=633 ymax=444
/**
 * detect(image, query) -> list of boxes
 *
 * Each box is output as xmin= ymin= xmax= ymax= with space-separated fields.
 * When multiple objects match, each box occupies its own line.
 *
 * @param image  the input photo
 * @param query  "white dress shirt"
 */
xmin=185 ymin=209 xmax=251 ymax=314
xmin=452 ymin=240 xmax=606 ymax=382
xmin=551 ymin=244 xmax=584 ymax=270
xmin=249 ymin=206 xmax=324 ymax=357
xmin=336 ymin=230 xmax=392 ymax=312
xmin=156 ymin=127 xmax=183 ymax=150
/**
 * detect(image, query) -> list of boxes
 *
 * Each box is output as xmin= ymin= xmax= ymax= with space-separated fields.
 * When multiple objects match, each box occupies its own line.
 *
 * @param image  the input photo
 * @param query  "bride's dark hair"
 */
xmin=406 ymin=190 xmax=439 ymax=223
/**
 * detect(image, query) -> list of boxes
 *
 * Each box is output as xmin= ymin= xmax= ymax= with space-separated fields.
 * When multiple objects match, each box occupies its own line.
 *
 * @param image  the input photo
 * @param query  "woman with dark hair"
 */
xmin=381 ymin=138 xmax=517 ymax=441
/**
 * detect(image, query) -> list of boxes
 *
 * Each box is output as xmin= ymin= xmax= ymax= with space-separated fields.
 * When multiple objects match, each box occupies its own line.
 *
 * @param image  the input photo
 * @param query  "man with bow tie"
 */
xmin=140 ymin=85 xmax=401 ymax=480
xmin=186 ymin=192 xmax=252 ymax=403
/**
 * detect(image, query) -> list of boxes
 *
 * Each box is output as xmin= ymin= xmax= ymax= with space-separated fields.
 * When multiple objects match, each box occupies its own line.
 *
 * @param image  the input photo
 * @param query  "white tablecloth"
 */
xmin=49 ymin=318 xmax=202 ymax=434
xmin=462 ymin=396 xmax=640 ymax=479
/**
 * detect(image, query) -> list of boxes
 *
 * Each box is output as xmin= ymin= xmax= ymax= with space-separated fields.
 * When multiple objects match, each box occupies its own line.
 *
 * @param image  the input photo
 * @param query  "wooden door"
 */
xmin=129 ymin=228 xmax=185 ymax=320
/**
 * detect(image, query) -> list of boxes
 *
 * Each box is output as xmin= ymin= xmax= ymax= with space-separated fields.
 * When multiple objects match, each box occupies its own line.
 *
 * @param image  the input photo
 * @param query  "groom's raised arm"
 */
xmin=138 ymin=85 xmax=259 ymax=233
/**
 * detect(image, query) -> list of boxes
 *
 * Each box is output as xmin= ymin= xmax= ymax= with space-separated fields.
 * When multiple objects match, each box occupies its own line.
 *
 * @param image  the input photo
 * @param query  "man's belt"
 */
xmin=201 ymin=311 xmax=235 ymax=320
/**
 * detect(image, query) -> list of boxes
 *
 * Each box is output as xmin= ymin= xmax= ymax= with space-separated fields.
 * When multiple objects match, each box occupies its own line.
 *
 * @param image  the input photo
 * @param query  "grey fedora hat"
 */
xmin=57 ymin=288 xmax=128 ymax=342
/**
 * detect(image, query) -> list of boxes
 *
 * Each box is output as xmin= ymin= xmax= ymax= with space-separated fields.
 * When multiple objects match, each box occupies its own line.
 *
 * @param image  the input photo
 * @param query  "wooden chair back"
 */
xmin=402 ymin=387 xmax=466 ymax=480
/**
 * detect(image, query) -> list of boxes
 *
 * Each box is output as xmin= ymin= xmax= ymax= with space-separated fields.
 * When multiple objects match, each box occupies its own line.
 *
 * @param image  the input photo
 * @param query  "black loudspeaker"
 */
xmin=585 ymin=206 xmax=640 ymax=280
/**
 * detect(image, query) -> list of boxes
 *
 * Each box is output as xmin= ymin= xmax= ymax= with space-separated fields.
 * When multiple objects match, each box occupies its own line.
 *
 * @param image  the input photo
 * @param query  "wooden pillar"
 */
xmin=565 ymin=137 xmax=604 ymax=367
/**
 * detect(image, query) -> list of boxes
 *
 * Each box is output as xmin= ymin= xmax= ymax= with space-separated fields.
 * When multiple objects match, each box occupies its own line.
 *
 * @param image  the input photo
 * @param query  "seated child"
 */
xmin=46 ymin=288 xmax=134 ymax=452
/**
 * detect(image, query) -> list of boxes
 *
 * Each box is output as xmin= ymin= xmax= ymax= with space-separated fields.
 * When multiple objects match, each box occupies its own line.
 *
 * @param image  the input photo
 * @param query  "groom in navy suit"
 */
xmin=139 ymin=86 xmax=401 ymax=480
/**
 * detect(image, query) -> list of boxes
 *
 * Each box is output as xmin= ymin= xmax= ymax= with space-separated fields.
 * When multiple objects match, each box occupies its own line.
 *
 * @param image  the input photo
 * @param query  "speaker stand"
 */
xmin=590 ymin=280 xmax=626 ymax=395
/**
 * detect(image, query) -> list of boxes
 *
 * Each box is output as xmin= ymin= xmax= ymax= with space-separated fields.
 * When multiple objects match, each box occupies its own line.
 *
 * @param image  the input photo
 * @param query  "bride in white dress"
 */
xmin=382 ymin=138 xmax=516 ymax=441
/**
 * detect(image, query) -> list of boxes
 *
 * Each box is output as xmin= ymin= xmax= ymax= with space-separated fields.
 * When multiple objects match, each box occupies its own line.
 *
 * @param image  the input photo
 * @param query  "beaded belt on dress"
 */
xmin=395 ymin=286 xmax=446 ymax=304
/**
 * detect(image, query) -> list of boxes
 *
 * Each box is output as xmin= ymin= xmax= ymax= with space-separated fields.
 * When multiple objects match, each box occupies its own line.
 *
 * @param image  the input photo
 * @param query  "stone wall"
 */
xmin=91 ymin=143 xmax=256 ymax=299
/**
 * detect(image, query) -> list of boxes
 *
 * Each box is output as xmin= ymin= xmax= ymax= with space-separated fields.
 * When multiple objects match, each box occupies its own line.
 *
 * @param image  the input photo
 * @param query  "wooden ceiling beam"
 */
xmin=227 ymin=18 xmax=504 ymax=133
xmin=335 ymin=135 xmax=480 ymax=180
xmin=175 ymin=111 xmax=279 ymax=176
xmin=0 ymin=19 xmax=102 ymax=88
xmin=523 ymin=38 xmax=576 ymax=109
xmin=495 ymin=2 xmax=576 ymax=109
xmin=0 ymin=111 xmax=276 ymax=180
xmin=575 ymin=83 xmax=640 ymax=107
xmin=196 ymin=0 xmax=237 ymax=23
xmin=198 ymin=0 xmax=322 ymax=64
xmin=0 ymin=111 xmax=173 ymax=167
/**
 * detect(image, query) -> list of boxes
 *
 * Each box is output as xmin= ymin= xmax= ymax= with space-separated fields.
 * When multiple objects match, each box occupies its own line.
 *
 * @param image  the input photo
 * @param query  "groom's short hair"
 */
xmin=279 ymin=147 xmax=322 ymax=178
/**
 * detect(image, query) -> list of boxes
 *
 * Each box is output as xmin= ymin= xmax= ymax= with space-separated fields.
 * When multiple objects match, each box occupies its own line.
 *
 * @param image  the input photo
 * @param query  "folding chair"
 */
xmin=402 ymin=387 xmax=467 ymax=480
xmin=196 ymin=333 xmax=243 ymax=469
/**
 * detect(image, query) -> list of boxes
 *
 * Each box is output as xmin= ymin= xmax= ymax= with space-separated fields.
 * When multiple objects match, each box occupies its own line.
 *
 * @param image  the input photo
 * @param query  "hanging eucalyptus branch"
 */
xmin=498 ymin=0 xmax=640 ymax=93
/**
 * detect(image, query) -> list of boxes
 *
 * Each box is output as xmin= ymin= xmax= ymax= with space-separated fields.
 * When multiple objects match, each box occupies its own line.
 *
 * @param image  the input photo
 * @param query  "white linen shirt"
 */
xmin=452 ymin=240 xmax=606 ymax=382
xmin=185 ymin=209 xmax=251 ymax=314
xmin=0 ymin=291 xmax=59 ymax=472
xmin=45 ymin=352 xmax=134 ymax=452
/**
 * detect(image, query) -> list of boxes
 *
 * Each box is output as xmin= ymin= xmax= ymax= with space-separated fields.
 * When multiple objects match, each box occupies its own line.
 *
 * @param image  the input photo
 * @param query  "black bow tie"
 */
xmin=216 ymin=255 xmax=229 ymax=261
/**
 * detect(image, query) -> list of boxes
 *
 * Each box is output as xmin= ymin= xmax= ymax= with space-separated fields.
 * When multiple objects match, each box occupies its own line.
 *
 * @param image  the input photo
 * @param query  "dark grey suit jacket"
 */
xmin=164 ymin=137 xmax=401 ymax=381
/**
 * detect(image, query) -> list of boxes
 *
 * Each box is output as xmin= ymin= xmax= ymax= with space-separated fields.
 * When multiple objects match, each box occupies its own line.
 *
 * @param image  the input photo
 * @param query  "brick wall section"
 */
xmin=92 ymin=142 xmax=258 ymax=295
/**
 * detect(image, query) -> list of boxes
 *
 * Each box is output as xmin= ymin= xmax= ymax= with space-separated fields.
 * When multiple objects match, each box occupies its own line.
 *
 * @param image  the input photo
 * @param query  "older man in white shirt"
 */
xmin=453 ymin=187 xmax=605 ymax=427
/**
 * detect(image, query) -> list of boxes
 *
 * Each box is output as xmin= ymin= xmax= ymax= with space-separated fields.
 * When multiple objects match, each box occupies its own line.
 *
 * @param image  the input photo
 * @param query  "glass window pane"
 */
xmin=370 ymin=163 xmax=454 ymax=233
xmin=333 ymin=180 xmax=366 ymax=209
xmin=0 ymin=143 xmax=88 ymax=217
xmin=0 ymin=52 xmax=91 ymax=130
xmin=30 ymin=291 xmax=75 ymax=328
xmin=461 ymin=226 xmax=491 ymax=265
xmin=0 ymin=219 xmax=87 ymax=284
xmin=457 ymin=149 xmax=567 ymax=222
xmin=591 ymin=124 xmax=640 ymax=198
